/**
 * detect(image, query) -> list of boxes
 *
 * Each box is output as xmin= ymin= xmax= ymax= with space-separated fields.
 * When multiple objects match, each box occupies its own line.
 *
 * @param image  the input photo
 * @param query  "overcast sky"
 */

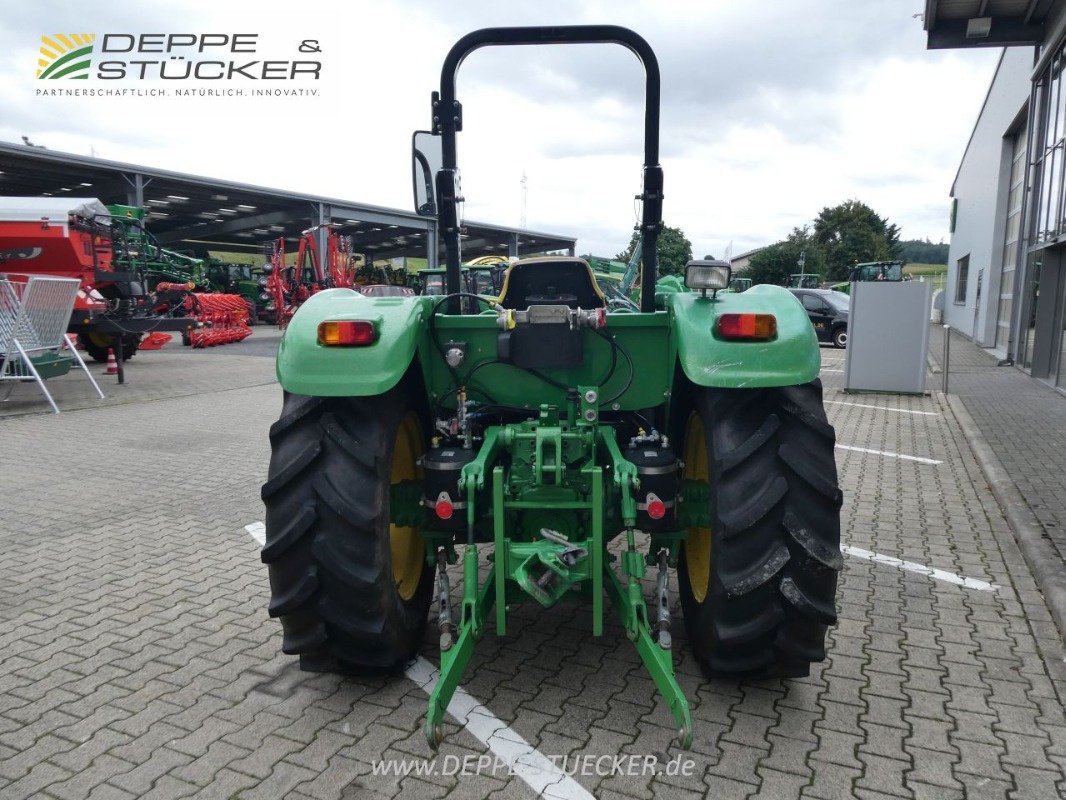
xmin=2 ymin=1 xmax=1001 ymax=258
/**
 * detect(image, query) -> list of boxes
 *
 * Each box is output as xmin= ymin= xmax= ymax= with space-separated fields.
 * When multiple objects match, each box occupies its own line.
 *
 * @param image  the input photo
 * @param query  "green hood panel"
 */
xmin=276 ymin=289 xmax=427 ymax=396
xmin=669 ymin=284 xmax=819 ymax=388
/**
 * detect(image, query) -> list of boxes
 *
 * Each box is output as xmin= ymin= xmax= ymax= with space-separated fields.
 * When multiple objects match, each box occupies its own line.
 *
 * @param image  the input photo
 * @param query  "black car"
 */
xmin=789 ymin=288 xmax=850 ymax=348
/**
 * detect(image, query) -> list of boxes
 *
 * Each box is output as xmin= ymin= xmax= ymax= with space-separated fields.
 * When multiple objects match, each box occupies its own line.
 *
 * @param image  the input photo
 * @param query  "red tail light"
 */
xmin=434 ymin=495 xmax=455 ymax=520
xmin=317 ymin=320 xmax=377 ymax=346
xmin=646 ymin=495 xmax=667 ymax=520
xmin=717 ymin=313 xmax=777 ymax=340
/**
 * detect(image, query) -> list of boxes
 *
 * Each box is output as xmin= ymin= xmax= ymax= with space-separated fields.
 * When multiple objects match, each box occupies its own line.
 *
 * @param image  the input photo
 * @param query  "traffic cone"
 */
xmin=105 ymin=347 xmax=118 ymax=376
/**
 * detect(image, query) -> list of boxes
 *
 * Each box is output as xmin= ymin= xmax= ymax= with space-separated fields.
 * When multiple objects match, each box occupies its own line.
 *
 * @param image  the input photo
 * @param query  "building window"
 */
xmin=955 ymin=255 xmax=970 ymax=304
xmin=1030 ymin=49 xmax=1066 ymax=244
xmin=997 ymin=128 xmax=1027 ymax=347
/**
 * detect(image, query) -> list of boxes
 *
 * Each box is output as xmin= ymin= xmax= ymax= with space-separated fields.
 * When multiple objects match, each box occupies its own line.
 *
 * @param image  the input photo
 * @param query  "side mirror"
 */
xmin=412 ymin=130 xmax=442 ymax=217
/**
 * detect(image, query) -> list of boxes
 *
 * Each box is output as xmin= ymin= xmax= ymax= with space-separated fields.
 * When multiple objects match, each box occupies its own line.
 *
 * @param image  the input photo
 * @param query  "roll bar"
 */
xmin=433 ymin=25 xmax=663 ymax=313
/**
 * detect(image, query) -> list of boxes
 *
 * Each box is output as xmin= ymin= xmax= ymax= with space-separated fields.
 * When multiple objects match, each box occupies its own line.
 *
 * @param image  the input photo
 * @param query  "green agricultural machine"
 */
xmin=728 ymin=276 xmax=752 ymax=293
xmin=829 ymin=260 xmax=906 ymax=294
xmin=206 ymin=261 xmax=263 ymax=318
xmin=262 ymin=26 xmax=842 ymax=750
xmin=415 ymin=267 xmax=448 ymax=296
xmin=108 ymin=204 xmax=209 ymax=289
xmin=787 ymin=272 xmax=821 ymax=289
xmin=109 ymin=205 xmax=265 ymax=319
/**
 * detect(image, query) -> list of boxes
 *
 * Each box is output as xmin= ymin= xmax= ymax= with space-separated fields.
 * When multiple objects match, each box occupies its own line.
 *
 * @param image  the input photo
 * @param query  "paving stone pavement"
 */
xmin=0 ymin=327 xmax=280 ymax=419
xmin=927 ymin=324 xmax=1066 ymax=567
xmin=1 ymin=340 xmax=1065 ymax=798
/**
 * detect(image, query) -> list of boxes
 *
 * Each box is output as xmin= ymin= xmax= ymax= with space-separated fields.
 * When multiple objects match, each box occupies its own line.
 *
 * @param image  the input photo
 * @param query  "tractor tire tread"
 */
xmin=269 ymin=395 xmax=326 ymax=441
xmin=715 ymin=414 xmax=780 ymax=473
xmin=777 ymin=382 xmax=836 ymax=441
xmin=268 ymin=565 xmax=320 ymax=617
xmin=782 ymin=509 xmax=844 ymax=570
xmin=311 ymin=536 xmax=382 ymax=595
xmin=713 ymin=602 xmax=785 ymax=644
xmin=281 ymin=621 xmax=327 ymax=655
xmin=779 ymin=443 xmax=844 ymax=505
xmin=720 ymin=543 xmax=791 ymax=597
xmin=320 ymin=412 xmax=379 ymax=472
xmin=314 ymin=471 xmax=378 ymax=532
xmin=260 ymin=441 xmax=321 ymax=501
xmin=719 ymin=475 xmax=789 ymax=537
xmin=678 ymin=379 xmax=841 ymax=679
xmin=779 ymin=575 xmax=838 ymax=624
xmin=262 ymin=388 xmax=432 ymax=673
xmin=260 ymin=505 xmax=316 ymax=563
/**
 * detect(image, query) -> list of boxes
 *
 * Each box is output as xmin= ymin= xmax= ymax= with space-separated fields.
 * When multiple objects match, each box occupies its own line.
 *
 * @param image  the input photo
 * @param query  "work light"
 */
xmin=684 ymin=260 xmax=731 ymax=296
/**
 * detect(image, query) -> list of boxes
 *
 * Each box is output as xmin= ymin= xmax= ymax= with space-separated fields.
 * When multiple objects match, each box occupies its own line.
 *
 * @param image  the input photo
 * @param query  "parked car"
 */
xmin=789 ymin=288 xmax=850 ymax=348
xmin=358 ymin=284 xmax=415 ymax=298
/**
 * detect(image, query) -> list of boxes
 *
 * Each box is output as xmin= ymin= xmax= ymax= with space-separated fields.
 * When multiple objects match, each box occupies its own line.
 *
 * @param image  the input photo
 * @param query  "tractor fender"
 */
xmin=276 ymin=289 xmax=424 ymax=396
xmin=669 ymin=284 xmax=820 ymax=388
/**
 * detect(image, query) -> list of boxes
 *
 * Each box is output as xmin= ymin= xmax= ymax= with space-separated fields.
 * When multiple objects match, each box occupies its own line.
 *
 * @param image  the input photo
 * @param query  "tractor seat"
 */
xmin=497 ymin=257 xmax=606 ymax=310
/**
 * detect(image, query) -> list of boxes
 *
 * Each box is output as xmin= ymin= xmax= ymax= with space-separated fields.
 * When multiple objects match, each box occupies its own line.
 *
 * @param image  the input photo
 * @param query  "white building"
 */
xmin=946 ymin=47 xmax=1032 ymax=356
xmin=729 ymin=247 xmax=765 ymax=274
xmin=933 ymin=0 xmax=1066 ymax=388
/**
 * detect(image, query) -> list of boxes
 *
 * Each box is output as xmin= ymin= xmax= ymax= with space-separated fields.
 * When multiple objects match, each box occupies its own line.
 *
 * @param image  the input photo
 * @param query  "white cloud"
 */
xmin=1 ymin=0 xmax=1001 ymax=258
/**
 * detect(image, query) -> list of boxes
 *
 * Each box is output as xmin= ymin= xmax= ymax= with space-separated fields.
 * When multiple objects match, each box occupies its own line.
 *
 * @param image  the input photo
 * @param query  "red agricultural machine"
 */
xmin=106 ymin=204 xmax=254 ymax=350
xmin=154 ymin=283 xmax=252 ymax=348
xmin=264 ymin=225 xmax=357 ymax=328
xmin=0 ymin=198 xmax=199 ymax=363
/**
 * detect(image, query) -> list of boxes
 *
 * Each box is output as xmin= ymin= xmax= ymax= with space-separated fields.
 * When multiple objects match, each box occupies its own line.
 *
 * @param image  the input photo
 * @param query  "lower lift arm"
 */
xmin=423 ymin=419 xmax=691 ymax=749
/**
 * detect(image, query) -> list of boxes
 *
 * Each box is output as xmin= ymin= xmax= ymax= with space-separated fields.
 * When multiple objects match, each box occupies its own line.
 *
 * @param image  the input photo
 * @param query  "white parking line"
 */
xmin=820 ymin=368 xmax=844 ymax=373
xmin=406 ymin=657 xmax=594 ymax=800
xmin=835 ymin=444 xmax=941 ymax=465
xmin=243 ymin=522 xmax=591 ymax=800
xmin=244 ymin=521 xmax=266 ymax=546
xmin=842 ymin=544 xmax=1001 ymax=592
xmin=825 ymin=400 xmax=937 ymax=416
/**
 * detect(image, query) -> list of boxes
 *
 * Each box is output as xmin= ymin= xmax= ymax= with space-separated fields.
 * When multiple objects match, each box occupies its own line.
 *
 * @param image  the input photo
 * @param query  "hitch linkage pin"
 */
xmin=436 ymin=548 xmax=455 ymax=650
xmin=655 ymin=548 xmax=672 ymax=649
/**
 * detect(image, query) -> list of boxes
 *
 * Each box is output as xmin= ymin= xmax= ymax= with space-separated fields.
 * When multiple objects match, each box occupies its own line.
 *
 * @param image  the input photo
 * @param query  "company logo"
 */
xmin=37 ymin=34 xmax=96 ymax=80
xmin=34 ymin=33 xmax=323 ymax=99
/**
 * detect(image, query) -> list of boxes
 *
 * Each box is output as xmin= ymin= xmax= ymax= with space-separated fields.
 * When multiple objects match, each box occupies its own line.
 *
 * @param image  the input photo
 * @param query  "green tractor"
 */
xmin=206 ymin=260 xmax=264 ymax=322
xmin=829 ymin=260 xmax=906 ymax=294
xmin=787 ymin=272 xmax=821 ymax=289
xmin=261 ymin=25 xmax=841 ymax=750
xmin=726 ymin=276 xmax=752 ymax=293
xmin=465 ymin=255 xmax=509 ymax=297
xmin=415 ymin=266 xmax=448 ymax=296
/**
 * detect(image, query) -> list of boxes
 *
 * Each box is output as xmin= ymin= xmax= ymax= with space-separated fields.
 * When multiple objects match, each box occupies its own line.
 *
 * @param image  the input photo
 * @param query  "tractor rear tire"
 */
xmin=261 ymin=384 xmax=433 ymax=672
xmin=677 ymin=379 xmax=842 ymax=678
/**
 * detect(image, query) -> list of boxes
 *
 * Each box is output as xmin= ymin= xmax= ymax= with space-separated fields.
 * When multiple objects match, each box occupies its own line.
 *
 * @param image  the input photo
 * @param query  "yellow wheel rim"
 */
xmin=390 ymin=412 xmax=425 ymax=601
xmin=88 ymin=332 xmax=112 ymax=348
xmin=683 ymin=412 xmax=711 ymax=603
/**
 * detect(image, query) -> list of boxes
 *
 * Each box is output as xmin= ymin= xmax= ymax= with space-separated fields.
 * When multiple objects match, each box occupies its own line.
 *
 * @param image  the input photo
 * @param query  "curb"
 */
xmin=945 ymin=393 xmax=1066 ymax=639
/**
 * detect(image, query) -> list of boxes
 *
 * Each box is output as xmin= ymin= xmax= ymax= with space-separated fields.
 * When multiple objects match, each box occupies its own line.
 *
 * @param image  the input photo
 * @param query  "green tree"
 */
xmin=744 ymin=226 xmax=826 ymax=286
xmin=812 ymin=200 xmax=901 ymax=281
xmin=899 ymin=238 xmax=948 ymax=264
xmin=616 ymin=224 xmax=693 ymax=277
